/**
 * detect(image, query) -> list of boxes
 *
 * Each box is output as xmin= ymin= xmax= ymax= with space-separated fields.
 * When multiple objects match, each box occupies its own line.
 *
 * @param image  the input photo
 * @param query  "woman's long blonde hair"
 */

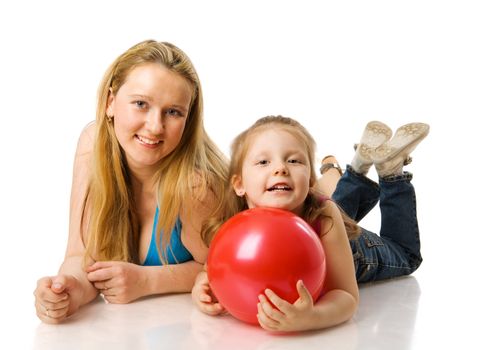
xmin=84 ymin=40 xmax=228 ymax=263
xmin=202 ymin=115 xmax=360 ymax=246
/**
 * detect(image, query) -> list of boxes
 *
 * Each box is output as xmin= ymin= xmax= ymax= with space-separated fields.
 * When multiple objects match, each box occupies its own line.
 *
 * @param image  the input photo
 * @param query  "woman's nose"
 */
xmin=146 ymin=111 xmax=164 ymax=134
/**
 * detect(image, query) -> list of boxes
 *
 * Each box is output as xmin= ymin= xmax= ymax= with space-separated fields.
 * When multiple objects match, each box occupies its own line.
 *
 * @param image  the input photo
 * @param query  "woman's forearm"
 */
xmin=59 ymin=255 xmax=99 ymax=306
xmin=145 ymin=260 xmax=204 ymax=295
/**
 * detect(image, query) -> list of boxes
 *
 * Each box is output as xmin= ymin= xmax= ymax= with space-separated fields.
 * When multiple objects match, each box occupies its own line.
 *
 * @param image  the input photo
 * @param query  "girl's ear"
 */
xmin=231 ymin=174 xmax=245 ymax=197
xmin=106 ymin=88 xmax=115 ymax=117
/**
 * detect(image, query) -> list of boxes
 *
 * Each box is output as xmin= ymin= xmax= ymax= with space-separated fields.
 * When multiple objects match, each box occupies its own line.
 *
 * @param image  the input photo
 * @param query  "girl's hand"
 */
xmin=191 ymin=271 xmax=226 ymax=316
xmin=34 ymin=275 xmax=82 ymax=324
xmin=257 ymin=280 xmax=317 ymax=332
xmin=86 ymin=261 xmax=147 ymax=304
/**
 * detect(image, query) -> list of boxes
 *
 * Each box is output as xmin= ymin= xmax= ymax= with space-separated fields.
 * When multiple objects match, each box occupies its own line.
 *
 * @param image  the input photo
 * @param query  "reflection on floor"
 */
xmin=33 ymin=276 xmax=430 ymax=350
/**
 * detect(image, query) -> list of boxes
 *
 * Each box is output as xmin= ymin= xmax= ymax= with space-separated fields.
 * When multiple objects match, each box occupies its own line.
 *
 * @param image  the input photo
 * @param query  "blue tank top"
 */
xmin=142 ymin=207 xmax=193 ymax=266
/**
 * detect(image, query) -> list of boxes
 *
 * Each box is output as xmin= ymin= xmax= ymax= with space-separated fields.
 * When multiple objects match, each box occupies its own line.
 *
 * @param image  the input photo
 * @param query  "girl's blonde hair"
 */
xmin=84 ymin=40 xmax=229 ymax=263
xmin=202 ymin=115 xmax=360 ymax=245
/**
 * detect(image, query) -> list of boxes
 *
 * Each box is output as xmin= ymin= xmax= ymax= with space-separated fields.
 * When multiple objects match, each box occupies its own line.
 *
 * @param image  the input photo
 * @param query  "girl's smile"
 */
xmin=233 ymin=128 xmax=311 ymax=215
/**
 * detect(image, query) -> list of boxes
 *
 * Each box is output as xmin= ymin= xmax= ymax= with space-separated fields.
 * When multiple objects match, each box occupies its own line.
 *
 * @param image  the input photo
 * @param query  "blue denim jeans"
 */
xmin=332 ymin=165 xmax=422 ymax=283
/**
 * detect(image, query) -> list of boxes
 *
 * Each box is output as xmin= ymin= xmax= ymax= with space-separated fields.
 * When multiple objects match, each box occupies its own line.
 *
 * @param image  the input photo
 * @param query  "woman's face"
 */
xmin=107 ymin=63 xmax=193 ymax=172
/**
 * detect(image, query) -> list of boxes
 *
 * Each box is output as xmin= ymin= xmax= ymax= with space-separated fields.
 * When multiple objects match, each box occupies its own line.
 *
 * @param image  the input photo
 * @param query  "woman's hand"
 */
xmin=191 ymin=271 xmax=226 ymax=316
xmin=34 ymin=275 xmax=82 ymax=324
xmin=86 ymin=261 xmax=149 ymax=304
xmin=257 ymin=280 xmax=317 ymax=332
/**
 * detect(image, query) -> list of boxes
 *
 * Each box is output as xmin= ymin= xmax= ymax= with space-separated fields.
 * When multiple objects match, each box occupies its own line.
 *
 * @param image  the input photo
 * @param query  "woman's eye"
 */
xmin=166 ymin=108 xmax=183 ymax=117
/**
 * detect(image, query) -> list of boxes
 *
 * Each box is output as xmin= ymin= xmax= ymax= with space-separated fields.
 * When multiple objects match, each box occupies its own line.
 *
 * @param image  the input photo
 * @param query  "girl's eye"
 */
xmin=288 ymin=159 xmax=301 ymax=164
xmin=134 ymin=101 xmax=147 ymax=109
xmin=257 ymin=160 xmax=269 ymax=165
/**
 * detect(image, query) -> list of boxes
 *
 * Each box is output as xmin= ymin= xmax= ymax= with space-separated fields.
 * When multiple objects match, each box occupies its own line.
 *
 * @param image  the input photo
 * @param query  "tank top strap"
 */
xmin=310 ymin=194 xmax=331 ymax=236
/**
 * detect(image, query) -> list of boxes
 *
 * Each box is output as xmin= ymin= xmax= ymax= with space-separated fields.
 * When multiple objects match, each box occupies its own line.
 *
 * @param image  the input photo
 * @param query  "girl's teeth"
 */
xmin=269 ymin=185 xmax=291 ymax=191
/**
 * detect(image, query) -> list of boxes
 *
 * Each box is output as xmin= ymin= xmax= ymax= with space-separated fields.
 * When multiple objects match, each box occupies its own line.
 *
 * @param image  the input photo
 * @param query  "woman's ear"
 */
xmin=231 ymin=175 xmax=245 ymax=197
xmin=106 ymin=88 xmax=115 ymax=117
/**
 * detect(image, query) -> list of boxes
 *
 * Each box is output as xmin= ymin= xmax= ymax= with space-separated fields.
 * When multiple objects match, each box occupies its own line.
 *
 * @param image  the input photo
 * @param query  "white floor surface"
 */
xmin=11 ymin=271 xmax=474 ymax=349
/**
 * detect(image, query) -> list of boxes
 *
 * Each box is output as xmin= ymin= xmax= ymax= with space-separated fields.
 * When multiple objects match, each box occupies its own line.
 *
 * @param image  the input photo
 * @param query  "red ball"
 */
xmin=207 ymin=207 xmax=326 ymax=325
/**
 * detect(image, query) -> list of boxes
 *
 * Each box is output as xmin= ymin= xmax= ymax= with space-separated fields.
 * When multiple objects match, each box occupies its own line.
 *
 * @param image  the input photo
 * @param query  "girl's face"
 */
xmin=233 ymin=128 xmax=311 ymax=215
xmin=107 ymin=63 xmax=192 ymax=172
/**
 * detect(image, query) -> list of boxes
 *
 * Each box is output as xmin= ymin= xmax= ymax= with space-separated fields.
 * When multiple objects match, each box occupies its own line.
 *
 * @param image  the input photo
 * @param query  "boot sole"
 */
xmin=373 ymin=123 xmax=430 ymax=165
xmin=356 ymin=121 xmax=393 ymax=161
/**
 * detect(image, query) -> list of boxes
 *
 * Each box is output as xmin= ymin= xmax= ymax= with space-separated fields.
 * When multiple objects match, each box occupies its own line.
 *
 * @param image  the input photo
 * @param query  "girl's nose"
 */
xmin=274 ymin=163 xmax=289 ymax=176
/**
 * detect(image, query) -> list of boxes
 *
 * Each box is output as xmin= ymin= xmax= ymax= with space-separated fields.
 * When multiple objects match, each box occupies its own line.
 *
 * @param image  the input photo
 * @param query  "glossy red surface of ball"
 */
xmin=207 ymin=207 xmax=326 ymax=324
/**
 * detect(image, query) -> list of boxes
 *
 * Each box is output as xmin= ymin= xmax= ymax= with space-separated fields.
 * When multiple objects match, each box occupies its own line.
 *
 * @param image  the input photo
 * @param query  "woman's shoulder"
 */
xmin=80 ymin=121 xmax=96 ymax=142
xmin=76 ymin=121 xmax=96 ymax=156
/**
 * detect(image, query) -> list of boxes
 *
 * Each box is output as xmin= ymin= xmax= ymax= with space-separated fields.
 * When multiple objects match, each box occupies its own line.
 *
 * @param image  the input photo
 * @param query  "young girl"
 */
xmin=192 ymin=116 xmax=428 ymax=332
xmin=34 ymin=40 xmax=229 ymax=323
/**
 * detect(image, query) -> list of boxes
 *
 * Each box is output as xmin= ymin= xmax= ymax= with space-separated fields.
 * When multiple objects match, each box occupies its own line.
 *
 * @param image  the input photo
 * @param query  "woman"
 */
xmin=34 ymin=40 xmax=228 ymax=323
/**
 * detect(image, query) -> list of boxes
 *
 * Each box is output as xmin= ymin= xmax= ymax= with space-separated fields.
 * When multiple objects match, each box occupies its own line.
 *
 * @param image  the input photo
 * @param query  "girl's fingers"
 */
xmin=264 ymin=289 xmax=293 ymax=314
xmin=296 ymin=280 xmax=313 ymax=305
xmin=258 ymin=294 xmax=285 ymax=321
xmin=257 ymin=302 xmax=279 ymax=330
xmin=199 ymin=293 xmax=212 ymax=303
xmin=201 ymin=302 xmax=226 ymax=316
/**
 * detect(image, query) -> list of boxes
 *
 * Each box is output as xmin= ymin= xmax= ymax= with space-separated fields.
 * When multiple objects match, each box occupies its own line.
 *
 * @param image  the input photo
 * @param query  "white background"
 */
xmin=1 ymin=0 xmax=477 ymax=348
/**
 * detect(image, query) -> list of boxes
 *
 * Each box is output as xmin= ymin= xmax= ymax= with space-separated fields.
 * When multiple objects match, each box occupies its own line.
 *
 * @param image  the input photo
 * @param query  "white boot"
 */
xmin=350 ymin=121 xmax=392 ymax=174
xmin=373 ymin=123 xmax=430 ymax=177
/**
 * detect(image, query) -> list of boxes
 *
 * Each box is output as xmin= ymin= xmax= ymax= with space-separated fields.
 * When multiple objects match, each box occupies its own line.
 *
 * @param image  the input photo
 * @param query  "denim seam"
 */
xmin=379 ymin=171 xmax=413 ymax=183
